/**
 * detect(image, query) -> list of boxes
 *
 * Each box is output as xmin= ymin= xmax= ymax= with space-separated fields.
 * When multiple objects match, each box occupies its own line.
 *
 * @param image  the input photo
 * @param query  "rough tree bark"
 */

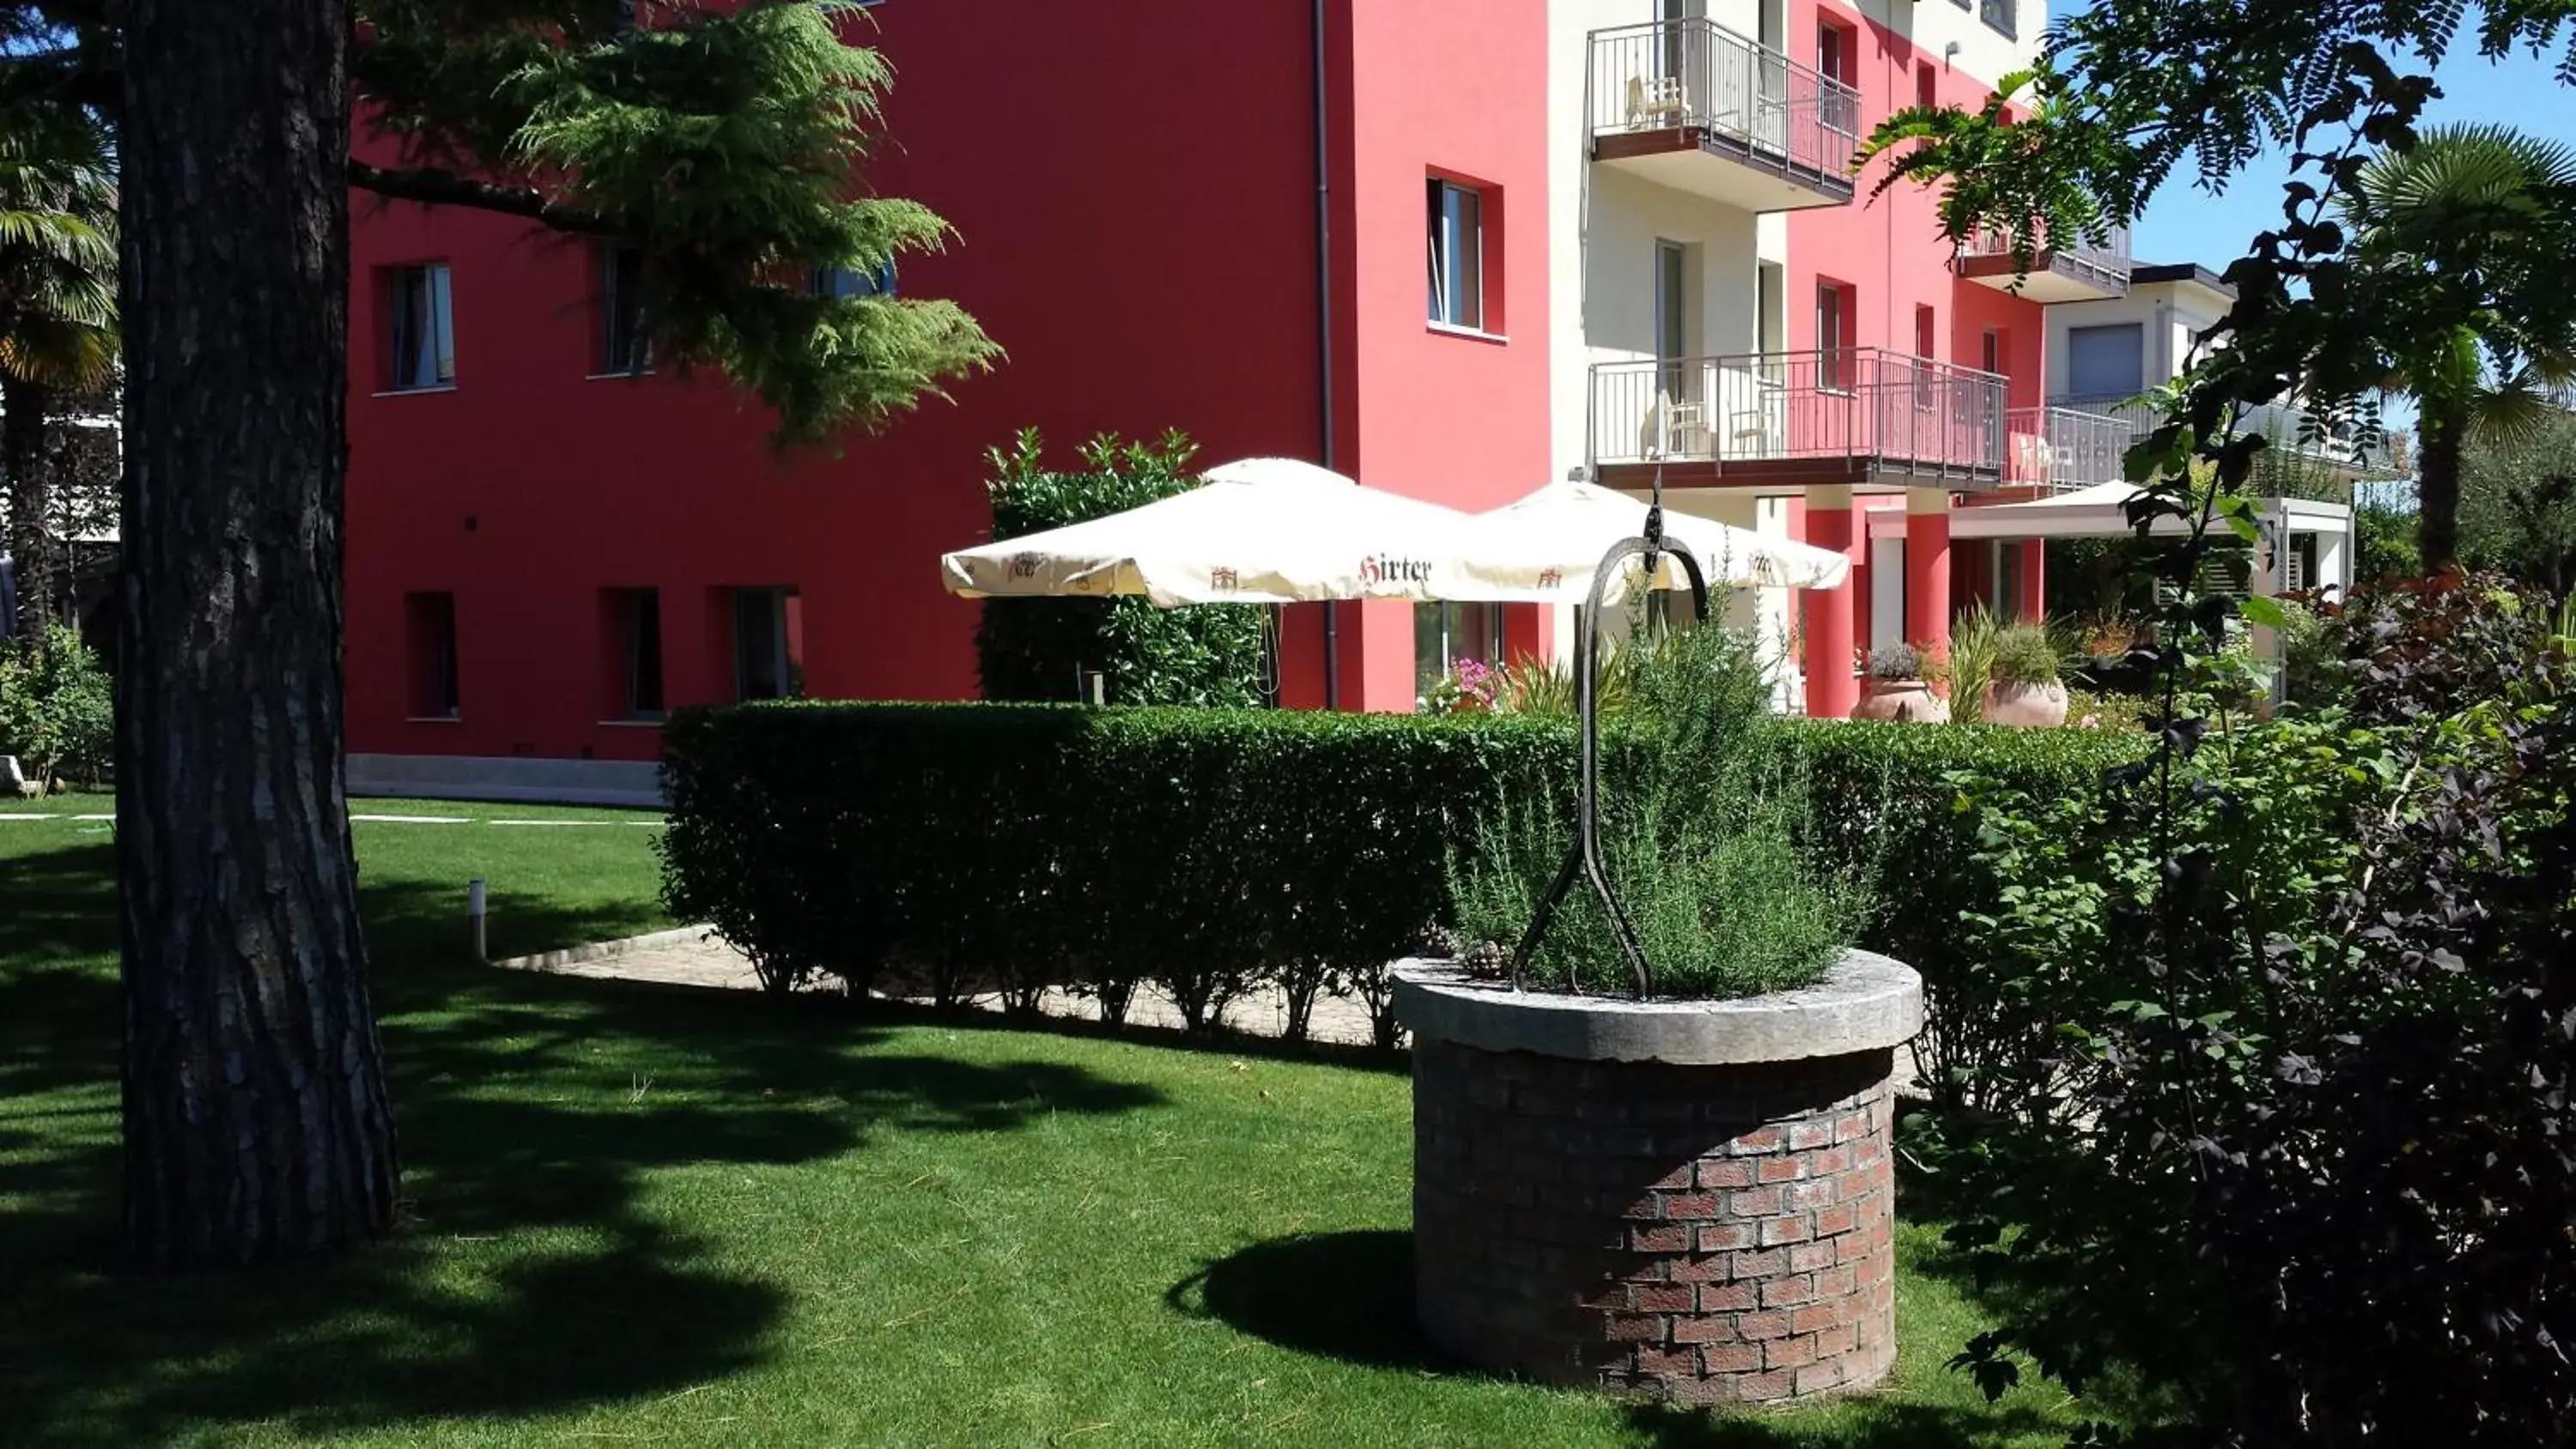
xmin=2416 ymin=408 xmax=2464 ymax=574
xmin=118 ymin=0 xmax=402 ymax=1270
xmin=3 ymin=376 xmax=51 ymax=637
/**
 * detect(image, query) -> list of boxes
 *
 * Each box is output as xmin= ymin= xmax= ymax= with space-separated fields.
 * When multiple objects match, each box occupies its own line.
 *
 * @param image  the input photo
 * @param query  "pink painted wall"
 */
xmin=1327 ymin=0 xmax=1553 ymax=711
xmin=1786 ymin=2 xmax=2045 ymax=401
xmin=351 ymin=0 xmax=1554 ymax=758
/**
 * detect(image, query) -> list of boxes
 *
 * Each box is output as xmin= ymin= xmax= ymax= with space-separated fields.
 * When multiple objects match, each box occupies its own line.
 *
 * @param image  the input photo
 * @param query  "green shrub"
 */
xmin=0 ymin=625 xmax=112 ymax=789
xmin=1790 ymin=718 xmax=2148 ymax=1106
xmin=1449 ymin=627 xmax=1862 ymax=1000
xmin=1990 ymin=622 xmax=2061 ymax=686
xmin=974 ymin=428 xmax=1269 ymax=706
xmin=659 ymin=695 xmax=2133 ymax=1054
xmin=662 ymin=701 xmax=1571 ymax=1043
xmin=1866 ymin=641 xmax=1923 ymax=680
xmin=1941 ymin=605 xmax=2003 ymax=721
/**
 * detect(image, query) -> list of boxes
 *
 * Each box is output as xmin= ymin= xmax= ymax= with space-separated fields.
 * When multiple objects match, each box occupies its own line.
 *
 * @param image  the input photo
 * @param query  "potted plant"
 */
xmin=1399 ymin=627 xmax=1919 ymax=1406
xmin=1851 ymin=641 xmax=1948 ymax=723
xmin=1983 ymin=622 xmax=2069 ymax=726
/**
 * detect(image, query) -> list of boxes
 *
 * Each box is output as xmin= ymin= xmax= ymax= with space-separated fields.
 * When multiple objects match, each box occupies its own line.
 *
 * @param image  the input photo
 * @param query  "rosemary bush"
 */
xmin=1447 ymin=626 xmax=1865 ymax=1000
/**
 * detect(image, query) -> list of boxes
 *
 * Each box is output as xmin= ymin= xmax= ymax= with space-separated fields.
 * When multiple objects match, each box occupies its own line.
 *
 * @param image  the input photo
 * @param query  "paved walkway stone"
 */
xmin=493 ymin=925 xmax=1395 ymax=1047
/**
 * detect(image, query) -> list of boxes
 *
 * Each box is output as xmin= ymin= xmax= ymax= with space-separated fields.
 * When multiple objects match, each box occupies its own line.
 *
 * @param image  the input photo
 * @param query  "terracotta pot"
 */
xmin=1851 ymin=679 xmax=1950 ymax=723
xmin=1982 ymin=679 xmax=2069 ymax=727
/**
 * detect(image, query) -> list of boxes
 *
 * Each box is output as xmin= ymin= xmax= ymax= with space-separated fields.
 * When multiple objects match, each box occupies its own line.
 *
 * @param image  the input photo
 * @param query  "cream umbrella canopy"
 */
xmin=1448 ymin=481 xmax=1851 ymax=603
xmin=940 ymin=456 xmax=1478 ymax=606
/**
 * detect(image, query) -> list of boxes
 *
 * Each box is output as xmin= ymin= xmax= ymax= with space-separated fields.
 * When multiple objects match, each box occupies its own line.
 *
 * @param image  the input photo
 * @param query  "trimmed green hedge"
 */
xmin=659 ymin=704 xmax=2144 ymax=1053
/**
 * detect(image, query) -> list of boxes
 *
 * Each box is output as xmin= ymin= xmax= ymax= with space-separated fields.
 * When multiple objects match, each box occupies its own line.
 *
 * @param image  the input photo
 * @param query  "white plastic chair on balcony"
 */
xmin=1626 ymin=74 xmax=1688 ymax=130
xmin=1652 ymin=397 xmax=1708 ymax=459
xmin=1722 ymin=409 xmax=1776 ymax=461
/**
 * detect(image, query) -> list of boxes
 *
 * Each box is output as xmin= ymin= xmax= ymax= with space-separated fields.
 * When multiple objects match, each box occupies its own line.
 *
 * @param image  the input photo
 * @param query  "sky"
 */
xmin=2044 ymin=3 xmax=2576 ymax=270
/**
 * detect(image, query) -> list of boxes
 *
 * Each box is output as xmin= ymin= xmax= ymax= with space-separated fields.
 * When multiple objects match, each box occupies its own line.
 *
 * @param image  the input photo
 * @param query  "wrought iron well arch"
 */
xmin=1510 ymin=469 xmax=1709 ymax=999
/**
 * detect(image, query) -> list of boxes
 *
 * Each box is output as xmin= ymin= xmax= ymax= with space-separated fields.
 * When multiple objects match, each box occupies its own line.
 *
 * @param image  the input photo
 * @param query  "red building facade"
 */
xmin=345 ymin=0 xmax=2094 ymax=800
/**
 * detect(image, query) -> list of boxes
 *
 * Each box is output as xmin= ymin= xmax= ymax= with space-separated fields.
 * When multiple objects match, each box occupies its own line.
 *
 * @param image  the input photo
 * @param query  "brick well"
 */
xmin=1409 ymin=1036 xmax=1900 ymax=1404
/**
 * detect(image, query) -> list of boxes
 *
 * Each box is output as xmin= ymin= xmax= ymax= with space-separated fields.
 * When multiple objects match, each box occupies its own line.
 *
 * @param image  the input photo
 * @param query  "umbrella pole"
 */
xmin=1510 ymin=468 xmax=1710 ymax=1000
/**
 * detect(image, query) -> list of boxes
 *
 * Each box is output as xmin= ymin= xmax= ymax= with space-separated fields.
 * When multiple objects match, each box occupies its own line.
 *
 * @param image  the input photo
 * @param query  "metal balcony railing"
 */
xmin=1960 ymin=225 xmax=2133 ymax=294
xmin=1586 ymin=19 xmax=1861 ymax=186
xmin=2050 ymin=393 xmax=2396 ymax=476
xmin=2007 ymin=405 xmax=2140 ymax=492
xmin=1590 ymin=349 xmax=2007 ymax=481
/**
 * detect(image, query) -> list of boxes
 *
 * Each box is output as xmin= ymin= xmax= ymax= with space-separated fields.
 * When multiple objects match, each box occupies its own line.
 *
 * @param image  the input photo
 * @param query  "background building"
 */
xmin=344 ymin=0 xmax=2066 ymax=801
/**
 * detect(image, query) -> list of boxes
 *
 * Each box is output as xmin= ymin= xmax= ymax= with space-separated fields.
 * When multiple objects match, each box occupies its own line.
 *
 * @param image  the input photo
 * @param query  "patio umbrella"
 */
xmin=941 ymin=456 xmax=1479 ymax=606
xmin=1449 ymin=481 xmax=1851 ymax=603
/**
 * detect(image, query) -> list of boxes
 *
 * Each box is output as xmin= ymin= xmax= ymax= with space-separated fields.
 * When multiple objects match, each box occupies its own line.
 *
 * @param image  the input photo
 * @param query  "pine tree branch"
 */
xmin=345 ymin=161 xmax=616 ymax=237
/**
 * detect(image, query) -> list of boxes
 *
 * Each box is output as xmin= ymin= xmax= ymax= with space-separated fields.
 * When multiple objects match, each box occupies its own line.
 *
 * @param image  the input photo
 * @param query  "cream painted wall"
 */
xmin=1547 ymin=0 xmax=1777 ymax=488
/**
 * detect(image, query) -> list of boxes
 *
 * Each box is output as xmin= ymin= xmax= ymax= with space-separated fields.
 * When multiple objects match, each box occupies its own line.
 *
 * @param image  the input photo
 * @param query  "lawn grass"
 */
xmin=0 ymin=809 xmax=2080 ymax=1448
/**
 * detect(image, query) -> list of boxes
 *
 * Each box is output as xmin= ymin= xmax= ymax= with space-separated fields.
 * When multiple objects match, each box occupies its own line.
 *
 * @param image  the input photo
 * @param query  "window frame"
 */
xmin=2065 ymin=322 xmax=2148 ymax=399
xmin=1425 ymin=178 xmax=1489 ymax=334
xmin=386 ymin=263 xmax=455 ymax=392
xmin=598 ymin=246 xmax=652 ymax=377
xmin=1815 ymin=280 xmax=1853 ymax=393
xmin=730 ymin=586 xmax=802 ymax=702
xmin=1414 ymin=600 xmax=1507 ymax=695
xmin=604 ymin=587 xmax=666 ymax=722
xmin=405 ymin=591 xmax=460 ymax=720
xmin=811 ymin=261 xmax=898 ymax=300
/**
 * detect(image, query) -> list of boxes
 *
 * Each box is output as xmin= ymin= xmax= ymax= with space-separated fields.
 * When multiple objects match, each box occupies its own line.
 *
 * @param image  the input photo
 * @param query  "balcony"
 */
xmin=2051 ymin=394 xmax=2398 ymax=482
xmin=1585 ymin=20 xmax=1859 ymax=212
xmin=2007 ymin=405 xmax=2140 ymax=492
xmin=1953 ymin=227 xmax=2132 ymax=303
xmin=1589 ymin=349 xmax=2008 ymax=492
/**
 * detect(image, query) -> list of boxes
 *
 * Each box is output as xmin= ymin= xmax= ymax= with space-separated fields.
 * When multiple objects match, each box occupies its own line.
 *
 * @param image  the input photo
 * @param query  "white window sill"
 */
xmin=1426 ymin=321 xmax=1509 ymax=345
xmin=596 ymin=717 xmax=667 ymax=728
xmin=586 ymin=369 xmax=656 ymax=381
xmin=406 ymin=714 xmax=462 ymax=724
xmin=374 ymin=385 xmax=458 ymax=398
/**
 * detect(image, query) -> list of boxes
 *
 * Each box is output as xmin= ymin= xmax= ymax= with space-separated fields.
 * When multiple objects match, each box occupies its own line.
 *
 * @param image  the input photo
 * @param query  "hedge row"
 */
xmin=658 ymin=703 xmax=2143 ymax=1051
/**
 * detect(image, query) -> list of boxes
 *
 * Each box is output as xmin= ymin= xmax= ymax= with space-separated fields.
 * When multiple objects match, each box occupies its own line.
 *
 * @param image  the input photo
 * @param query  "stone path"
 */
xmin=492 ymin=925 xmax=1394 ymax=1048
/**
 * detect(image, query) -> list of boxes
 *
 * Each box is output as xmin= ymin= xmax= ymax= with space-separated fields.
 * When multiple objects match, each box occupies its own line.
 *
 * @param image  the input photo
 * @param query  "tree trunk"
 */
xmin=118 ymin=0 xmax=400 ymax=1270
xmin=3 ymin=377 xmax=50 ymax=640
xmin=2417 ymin=407 xmax=2465 ymax=574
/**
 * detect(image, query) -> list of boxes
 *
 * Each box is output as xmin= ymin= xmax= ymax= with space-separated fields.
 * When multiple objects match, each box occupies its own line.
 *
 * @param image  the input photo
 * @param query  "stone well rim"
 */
xmin=1391 ymin=949 xmax=1923 ymax=1066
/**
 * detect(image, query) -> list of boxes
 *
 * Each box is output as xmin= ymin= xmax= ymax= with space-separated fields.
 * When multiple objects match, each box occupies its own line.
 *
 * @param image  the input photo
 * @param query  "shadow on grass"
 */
xmin=838 ymin=990 xmax=1414 ymax=1078
xmin=1621 ymin=1400 xmax=2069 ymax=1448
xmin=0 ymin=836 xmax=1166 ymax=1446
xmin=1182 ymin=1229 xmax=2078 ymax=1449
xmin=1170 ymin=1229 xmax=1436 ymax=1371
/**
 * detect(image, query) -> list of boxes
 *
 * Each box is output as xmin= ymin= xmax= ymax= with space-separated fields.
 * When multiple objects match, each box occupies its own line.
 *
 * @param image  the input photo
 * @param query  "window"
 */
xmin=2066 ymin=323 xmax=2146 ymax=398
xmin=731 ymin=586 xmax=802 ymax=701
xmin=1656 ymin=240 xmax=1689 ymax=363
xmin=603 ymin=588 xmax=665 ymax=720
xmin=387 ymin=264 xmax=454 ymax=391
xmin=1913 ymin=305 xmax=1938 ymax=408
xmin=1915 ymin=62 xmax=1936 ymax=111
xmin=405 ymin=592 xmax=459 ymax=718
xmin=811 ymin=262 xmax=897 ymax=299
xmin=1816 ymin=281 xmax=1852 ymax=390
xmin=1415 ymin=601 xmax=1504 ymax=694
xmin=1978 ymin=0 xmax=2015 ymax=39
xmin=1757 ymin=261 xmax=1785 ymax=352
xmin=598 ymin=246 xmax=650 ymax=375
xmin=1980 ymin=328 xmax=2002 ymax=375
xmin=1656 ymin=0 xmax=1705 ymax=81
xmin=1816 ymin=16 xmax=1858 ymax=85
xmin=1425 ymin=179 xmax=1485 ymax=331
